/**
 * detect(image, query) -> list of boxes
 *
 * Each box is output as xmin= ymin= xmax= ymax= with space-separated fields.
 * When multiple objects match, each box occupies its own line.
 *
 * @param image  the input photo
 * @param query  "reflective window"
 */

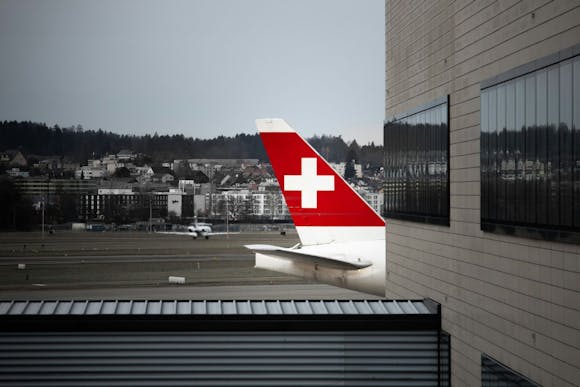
xmin=482 ymin=354 xmax=539 ymax=387
xmin=384 ymin=97 xmax=449 ymax=225
xmin=481 ymin=55 xmax=580 ymax=239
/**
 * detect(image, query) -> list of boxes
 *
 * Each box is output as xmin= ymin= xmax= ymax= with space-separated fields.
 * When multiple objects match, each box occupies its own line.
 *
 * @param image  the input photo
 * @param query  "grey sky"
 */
xmin=0 ymin=0 xmax=384 ymax=144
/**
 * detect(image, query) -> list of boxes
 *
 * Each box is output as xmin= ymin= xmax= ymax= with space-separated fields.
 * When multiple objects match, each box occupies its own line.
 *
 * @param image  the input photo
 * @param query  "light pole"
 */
xmin=149 ymin=192 xmax=152 ymax=233
xmin=225 ymin=192 xmax=229 ymax=238
xmin=192 ymin=179 xmax=195 ymax=222
xmin=41 ymin=197 xmax=45 ymax=240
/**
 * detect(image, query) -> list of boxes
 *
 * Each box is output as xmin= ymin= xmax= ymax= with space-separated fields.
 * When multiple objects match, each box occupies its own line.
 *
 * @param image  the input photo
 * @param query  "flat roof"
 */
xmin=0 ymin=299 xmax=436 ymax=316
xmin=0 ymin=299 xmax=440 ymax=332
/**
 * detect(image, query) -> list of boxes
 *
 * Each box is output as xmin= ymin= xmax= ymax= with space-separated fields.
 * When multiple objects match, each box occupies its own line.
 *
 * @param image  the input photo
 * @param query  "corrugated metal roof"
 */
xmin=0 ymin=300 xmax=435 ymax=316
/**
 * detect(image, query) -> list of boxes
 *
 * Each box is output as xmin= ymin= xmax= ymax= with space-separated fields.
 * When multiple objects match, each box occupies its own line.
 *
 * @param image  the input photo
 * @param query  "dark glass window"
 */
xmin=481 ymin=54 xmax=580 ymax=242
xmin=384 ymin=96 xmax=449 ymax=225
xmin=482 ymin=354 xmax=539 ymax=387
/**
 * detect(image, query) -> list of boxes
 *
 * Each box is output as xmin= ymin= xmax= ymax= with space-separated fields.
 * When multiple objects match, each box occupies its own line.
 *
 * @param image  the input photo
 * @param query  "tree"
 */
xmin=360 ymin=142 xmax=383 ymax=168
xmin=308 ymin=135 xmax=348 ymax=163
xmin=113 ymin=167 xmax=131 ymax=178
xmin=167 ymin=211 xmax=180 ymax=224
xmin=174 ymin=161 xmax=194 ymax=179
xmin=52 ymin=190 xmax=79 ymax=223
xmin=346 ymin=140 xmax=360 ymax=163
xmin=344 ymin=140 xmax=361 ymax=180
xmin=0 ymin=178 xmax=35 ymax=230
xmin=344 ymin=160 xmax=356 ymax=180
xmin=0 ymin=120 xmax=383 ymax=165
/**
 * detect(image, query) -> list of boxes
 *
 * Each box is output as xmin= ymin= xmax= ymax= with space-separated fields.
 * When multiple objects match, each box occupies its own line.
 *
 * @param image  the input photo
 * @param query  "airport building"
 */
xmin=79 ymin=189 xmax=195 ymax=222
xmin=384 ymin=1 xmax=580 ymax=386
xmin=13 ymin=178 xmax=97 ymax=199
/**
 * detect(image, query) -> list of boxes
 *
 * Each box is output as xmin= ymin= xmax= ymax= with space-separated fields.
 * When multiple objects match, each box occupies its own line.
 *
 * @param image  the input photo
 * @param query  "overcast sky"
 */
xmin=0 ymin=0 xmax=384 ymax=144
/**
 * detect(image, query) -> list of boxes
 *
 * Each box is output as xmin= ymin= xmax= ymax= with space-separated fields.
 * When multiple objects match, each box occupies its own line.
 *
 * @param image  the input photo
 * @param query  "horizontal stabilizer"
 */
xmin=245 ymin=244 xmax=372 ymax=270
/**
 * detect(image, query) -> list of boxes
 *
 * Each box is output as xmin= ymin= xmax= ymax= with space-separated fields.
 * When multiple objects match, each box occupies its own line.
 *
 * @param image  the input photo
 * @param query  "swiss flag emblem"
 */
xmin=284 ymin=158 xmax=334 ymax=209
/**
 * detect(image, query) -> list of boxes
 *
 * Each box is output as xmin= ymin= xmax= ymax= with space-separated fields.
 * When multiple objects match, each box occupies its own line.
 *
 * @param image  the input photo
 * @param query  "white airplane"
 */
xmin=157 ymin=222 xmax=232 ymax=239
xmin=245 ymin=119 xmax=386 ymax=296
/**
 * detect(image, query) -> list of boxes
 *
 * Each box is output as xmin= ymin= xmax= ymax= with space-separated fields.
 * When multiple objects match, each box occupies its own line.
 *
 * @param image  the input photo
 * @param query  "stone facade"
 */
xmin=385 ymin=1 xmax=580 ymax=386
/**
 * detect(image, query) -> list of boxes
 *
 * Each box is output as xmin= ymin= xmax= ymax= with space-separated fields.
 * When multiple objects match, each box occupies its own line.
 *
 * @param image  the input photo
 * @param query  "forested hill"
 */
xmin=0 ymin=121 xmax=383 ymax=166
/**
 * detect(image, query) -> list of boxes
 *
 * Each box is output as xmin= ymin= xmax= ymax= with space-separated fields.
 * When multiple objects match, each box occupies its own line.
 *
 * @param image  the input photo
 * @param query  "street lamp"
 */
xmin=149 ymin=192 xmax=152 ymax=233
xmin=41 ymin=197 xmax=45 ymax=240
xmin=225 ymin=192 xmax=229 ymax=238
xmin=192 ymin=179 xmax=196 ymax=221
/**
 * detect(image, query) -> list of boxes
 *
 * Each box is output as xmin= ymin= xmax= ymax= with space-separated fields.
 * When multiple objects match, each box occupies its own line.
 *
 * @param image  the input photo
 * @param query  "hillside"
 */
xmin=0 ymin=121 xmax=383 ymax=167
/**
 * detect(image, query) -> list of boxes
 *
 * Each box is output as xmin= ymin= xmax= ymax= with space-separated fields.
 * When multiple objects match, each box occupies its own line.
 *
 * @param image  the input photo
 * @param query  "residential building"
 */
xmin=0 ymin=150 xmax=27 ymax=167
xmin=355 ymin=187 xmax=383 ymax=214
xmin=117 ymin=149 xmax=136 ymax=161
xmin=151 ymin=166 xmax=175 ymax=184
xmin=75 ymin=167 xmax=105 ymax=180
xmin=101 ymin=154 xmax=122 ymax=174
xmin=385 ymin=1 xmax=580 ymax=386
xmin=133 ymin=166 xmax=154 ymax=177
xmin=75 ymin=164 xmax=106 ymax=180
xmin=251 ymin=192 xmax=290 ymax=219
xmin=207 ymin=189 xmax=289 ymax=220
xmin=173 ymin=158 xmax=259 ymax=179
xmin=6 ymin=168 xmax=29 ymax=178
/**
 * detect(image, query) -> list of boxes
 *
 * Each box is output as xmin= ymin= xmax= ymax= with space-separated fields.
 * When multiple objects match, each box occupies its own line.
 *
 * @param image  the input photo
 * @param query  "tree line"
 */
xmin=0 ymin=121 xmax=383 ymax=167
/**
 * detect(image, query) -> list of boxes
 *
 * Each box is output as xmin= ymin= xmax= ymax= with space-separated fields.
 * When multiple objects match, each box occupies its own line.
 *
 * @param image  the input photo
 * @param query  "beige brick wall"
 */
xmin=385 ymin=0 xmax=580 ymax=385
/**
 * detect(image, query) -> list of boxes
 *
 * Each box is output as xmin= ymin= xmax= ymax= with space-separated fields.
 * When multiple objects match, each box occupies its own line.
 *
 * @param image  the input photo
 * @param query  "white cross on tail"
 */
xmin=284 ymin=157 xmax=334 ymax=208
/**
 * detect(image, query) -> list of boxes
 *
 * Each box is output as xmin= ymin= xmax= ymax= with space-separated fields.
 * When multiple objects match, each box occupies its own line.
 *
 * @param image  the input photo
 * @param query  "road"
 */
xmin=0 ymin=230 xmax=380 ymax=300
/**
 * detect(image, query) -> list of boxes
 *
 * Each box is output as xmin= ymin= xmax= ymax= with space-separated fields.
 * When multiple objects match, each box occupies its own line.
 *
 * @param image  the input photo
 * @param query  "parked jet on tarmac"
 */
xmin=157 ymin=222 xmax=231 ymax=239
xmin=246 ymin=119 xmax=386 ymax=296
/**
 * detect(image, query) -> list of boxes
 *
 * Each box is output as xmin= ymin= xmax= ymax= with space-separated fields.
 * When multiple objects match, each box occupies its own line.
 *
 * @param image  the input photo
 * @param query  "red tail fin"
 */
xmin=257 ymin=119 xmax=384 ymax=228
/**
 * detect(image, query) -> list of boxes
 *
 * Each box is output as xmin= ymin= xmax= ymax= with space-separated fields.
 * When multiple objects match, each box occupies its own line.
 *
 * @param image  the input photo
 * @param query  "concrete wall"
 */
xmin=385 ymin=1 xmax=580 ymax=386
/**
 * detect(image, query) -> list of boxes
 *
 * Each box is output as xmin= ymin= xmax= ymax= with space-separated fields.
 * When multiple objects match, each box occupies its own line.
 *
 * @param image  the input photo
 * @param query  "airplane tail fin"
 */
xmin=256 ymin=118 xmax=385 ymax=246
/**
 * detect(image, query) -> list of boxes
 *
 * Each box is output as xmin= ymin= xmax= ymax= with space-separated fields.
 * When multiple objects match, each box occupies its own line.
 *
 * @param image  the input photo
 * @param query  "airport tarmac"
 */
xmin=0 ymin=230 xmax=298 ymax=258
xmin=0 ymin=230 xmax=379 ymax=300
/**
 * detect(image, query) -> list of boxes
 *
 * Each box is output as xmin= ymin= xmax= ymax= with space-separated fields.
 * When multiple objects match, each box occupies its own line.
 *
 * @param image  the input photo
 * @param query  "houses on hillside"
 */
xmin=2 ymin=149 xmax=384 ymax=224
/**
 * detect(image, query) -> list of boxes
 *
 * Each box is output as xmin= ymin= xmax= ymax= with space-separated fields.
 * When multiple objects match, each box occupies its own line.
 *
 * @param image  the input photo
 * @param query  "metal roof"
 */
xmin=0 ymin=300 xmax=436 ymax=316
